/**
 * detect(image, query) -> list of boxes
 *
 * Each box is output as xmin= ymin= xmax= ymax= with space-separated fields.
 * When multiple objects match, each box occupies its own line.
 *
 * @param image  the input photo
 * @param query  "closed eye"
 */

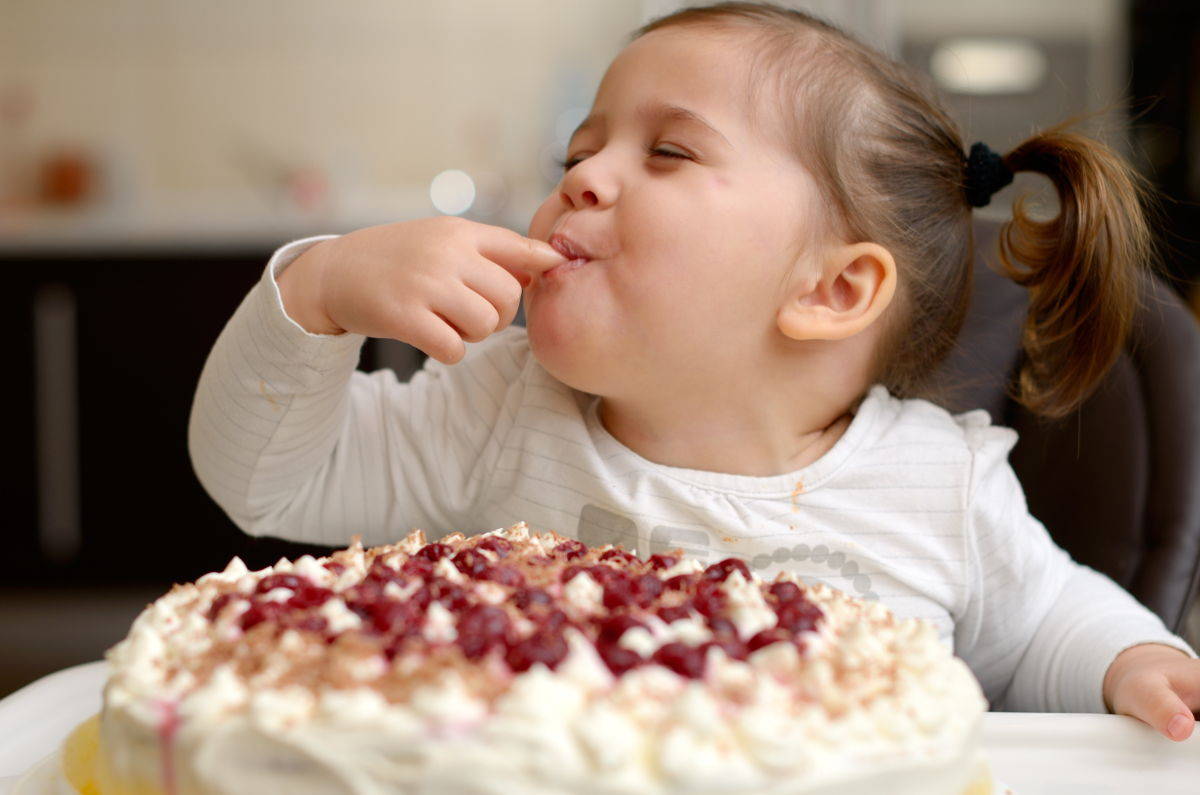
xmin=557 ymin=146 xmax=692 ymax=172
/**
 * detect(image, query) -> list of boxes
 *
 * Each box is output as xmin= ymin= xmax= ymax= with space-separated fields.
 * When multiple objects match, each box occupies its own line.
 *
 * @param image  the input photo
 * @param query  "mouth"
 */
xmin=544 ymin=233 xmax=596 ymax=279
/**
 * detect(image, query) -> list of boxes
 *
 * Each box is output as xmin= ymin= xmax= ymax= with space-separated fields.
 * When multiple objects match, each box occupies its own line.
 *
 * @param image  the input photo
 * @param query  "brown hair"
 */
xmin=633 ymin=2 xmax=1164 ymax=419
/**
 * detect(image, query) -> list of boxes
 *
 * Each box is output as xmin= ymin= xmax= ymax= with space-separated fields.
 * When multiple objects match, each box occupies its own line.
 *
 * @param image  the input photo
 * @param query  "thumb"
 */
xmin=1123 ymin=678 xmax=1195 ymax=741
xmin=478 ymin=226 xmax=567 ymax=280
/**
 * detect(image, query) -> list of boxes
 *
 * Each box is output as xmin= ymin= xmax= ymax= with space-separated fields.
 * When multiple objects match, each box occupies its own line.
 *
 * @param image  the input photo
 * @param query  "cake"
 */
xmin=64 ymin=523 xmax=991 ymax=794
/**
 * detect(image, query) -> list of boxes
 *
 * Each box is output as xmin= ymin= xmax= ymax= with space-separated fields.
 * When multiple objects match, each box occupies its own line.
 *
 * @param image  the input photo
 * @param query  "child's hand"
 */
xmin=277 ymin=217 xmax=567 ymax=363
xmin=1103 ymin=642 xmax=1200 ymax=741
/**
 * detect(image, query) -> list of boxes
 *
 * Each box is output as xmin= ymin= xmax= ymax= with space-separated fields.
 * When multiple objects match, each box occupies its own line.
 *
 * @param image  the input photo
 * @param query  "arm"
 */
xmin=187 ymin=237 xmax=528 ymax=546
xmin=952 ymin=424 xmax=1197 ymax=714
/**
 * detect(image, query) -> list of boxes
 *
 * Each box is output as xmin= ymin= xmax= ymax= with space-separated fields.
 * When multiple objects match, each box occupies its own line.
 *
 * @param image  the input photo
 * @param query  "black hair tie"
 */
xmin=963 ymin=142 xmax=1013 ymax=208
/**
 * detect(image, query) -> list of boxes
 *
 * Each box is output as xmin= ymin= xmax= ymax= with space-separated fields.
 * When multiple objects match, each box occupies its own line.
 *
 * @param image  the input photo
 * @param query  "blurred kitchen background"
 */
xmin=2 ymin=0 xmax=1198 ymax=697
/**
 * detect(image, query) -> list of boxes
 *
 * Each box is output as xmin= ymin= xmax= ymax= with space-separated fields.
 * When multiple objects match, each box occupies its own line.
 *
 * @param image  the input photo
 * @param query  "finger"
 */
xmin=430 ymin=285 xmax=502 ymax=344
xmin=1166 ymin=663 xmax=1200 ymax=712
xmin=1123 ymin=677 xmax=1195 ymax=742
xmin=476 ymin=226 xmax=567 ymax=279
xmin=461 ymin=261 xmax=524 ymax=330
xmin=400 ymin=311 xmax=466 ymax=365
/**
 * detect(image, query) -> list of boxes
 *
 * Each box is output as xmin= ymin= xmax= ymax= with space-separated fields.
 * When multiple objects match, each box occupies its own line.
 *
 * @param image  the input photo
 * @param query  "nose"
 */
xmin=559 ymin=157 xmax=611 ymax=209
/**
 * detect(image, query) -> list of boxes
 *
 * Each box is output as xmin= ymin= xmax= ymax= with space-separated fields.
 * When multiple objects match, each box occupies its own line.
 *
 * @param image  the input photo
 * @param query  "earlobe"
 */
xmin=776 ymin=242 xmax=897 ymax=342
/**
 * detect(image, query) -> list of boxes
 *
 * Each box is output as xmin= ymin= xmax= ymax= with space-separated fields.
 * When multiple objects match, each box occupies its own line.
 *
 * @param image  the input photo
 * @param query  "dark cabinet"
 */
xmin=8 ymin=246 xmax=393 ymax=590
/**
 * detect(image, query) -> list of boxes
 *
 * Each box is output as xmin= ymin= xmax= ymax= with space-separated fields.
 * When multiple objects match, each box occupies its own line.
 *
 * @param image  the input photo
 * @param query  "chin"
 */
xmin=525 ymin=310 xmax=613 ymax=397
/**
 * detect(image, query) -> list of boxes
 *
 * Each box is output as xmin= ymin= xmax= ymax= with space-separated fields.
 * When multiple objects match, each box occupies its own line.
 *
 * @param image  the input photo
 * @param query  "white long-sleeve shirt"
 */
xmin=188 ymin=235 xmax=1197 ymax=714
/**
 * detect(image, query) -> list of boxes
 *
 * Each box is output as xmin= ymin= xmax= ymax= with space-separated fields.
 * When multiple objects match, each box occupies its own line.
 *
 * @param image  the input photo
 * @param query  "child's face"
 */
xmin=525 ymin=27 xmax=828 ymax=399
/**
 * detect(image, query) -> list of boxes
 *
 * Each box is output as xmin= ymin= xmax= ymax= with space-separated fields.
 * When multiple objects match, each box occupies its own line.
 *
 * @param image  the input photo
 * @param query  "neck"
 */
xmin=597 ymin=356 xmax=867 ymax=477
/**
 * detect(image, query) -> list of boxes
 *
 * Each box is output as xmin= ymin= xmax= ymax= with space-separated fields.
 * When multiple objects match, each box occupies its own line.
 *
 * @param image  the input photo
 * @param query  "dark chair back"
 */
xmin=932 ymin=219 xmax=1200 ymax=634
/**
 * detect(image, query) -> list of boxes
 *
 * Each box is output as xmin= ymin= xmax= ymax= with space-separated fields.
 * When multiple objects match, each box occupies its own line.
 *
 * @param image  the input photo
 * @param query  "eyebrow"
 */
xmin=569 ymin=102 xmax=733 ymax=149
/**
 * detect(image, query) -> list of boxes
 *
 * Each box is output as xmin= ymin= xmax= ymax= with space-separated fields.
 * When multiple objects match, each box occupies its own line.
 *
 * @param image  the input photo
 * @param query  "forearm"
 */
xmin=1003 ymin=563 xmax=1196 ymax=713
xmin=188 ymin=236 xmax=366 ymax=539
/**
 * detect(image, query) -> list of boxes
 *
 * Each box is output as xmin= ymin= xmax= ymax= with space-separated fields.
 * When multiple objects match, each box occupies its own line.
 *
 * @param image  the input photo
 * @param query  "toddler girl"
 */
xmin=189 ymin=1 xmax=1199 ymax=741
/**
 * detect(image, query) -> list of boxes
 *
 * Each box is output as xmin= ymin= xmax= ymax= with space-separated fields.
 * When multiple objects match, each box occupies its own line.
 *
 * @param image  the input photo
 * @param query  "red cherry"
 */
xmin=292 ymin=615 xmax=329 ymax=635
xmin=505 ymin=629 xmax=568 ymax=672
xmin=596 ymin=614 xmax=645 ymax=644
xmin=288 ymin=584 xmax=333 ymax=609
xmin=428 ymin=581 xmax=471 ymax=612
xmin=707 ymin=617 xmax=737 ymax=638
xmin=323 ymin=561 xmax=346 ymax=575
xmin=775 ymin=601 xmax=822 ymax=634
xmin=652 ymin=642 xmax=706 ymax=679
xmin=512 ymin=588 xmax=552 ymax=611
xmin=702 ymin=558 xmax=751 ymax=583
xmin=475 ymin=537 xmax=512 ymax=558
xmin=561 ymin=565 xmax=588 ymax=584
xmin=747 ymin=628 xmax=792 ymax=652
xmin=553 ymin=540 xmax=587 ymax=559
xmin=664 ymin=573 xmax=698 ymax=591
xmin=456 ymin=605 xmax=511 ymax=659
xmin=597 ymin=642 xmax=643 ymax=675
xmin=240 ymin=600 xmax=286 ymax=630
xmin=648 ymin=554 xmax=678 ymax=571
xmin=655 ymin=604 xmax=692 ymax=624
xmin=452 ymin=549 xmax=491 ymax=579
xmin=482 ymin=565 xmax=525 ymax=588
xmin=705 ymin=637 xmax=748 ymax=661
xmin=401 ymin=556 xmax=436 ymax=579
xmin=768 ymin=581 xmax=803 ymax=604
xmin=691 ymin=580 xmax=727 ymax=618
xmin=415 ymin=543 xmax=453 ymax=562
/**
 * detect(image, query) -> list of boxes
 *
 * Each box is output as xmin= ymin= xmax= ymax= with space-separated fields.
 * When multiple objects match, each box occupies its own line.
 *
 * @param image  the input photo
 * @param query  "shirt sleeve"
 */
xmin=187 ymin=236 xmax=529 ymax=547
xmin=953 ymin=422 xmax=1198 ymax=713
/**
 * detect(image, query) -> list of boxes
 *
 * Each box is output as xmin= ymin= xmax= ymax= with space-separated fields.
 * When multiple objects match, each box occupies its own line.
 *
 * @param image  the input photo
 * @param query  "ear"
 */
xmin=776 ymin=242 xmax=897 ymax=342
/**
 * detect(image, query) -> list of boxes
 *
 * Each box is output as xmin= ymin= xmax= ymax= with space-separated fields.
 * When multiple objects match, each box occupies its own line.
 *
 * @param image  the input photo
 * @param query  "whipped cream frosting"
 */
xmin=97 ymin=523 xmax=989 ymax=795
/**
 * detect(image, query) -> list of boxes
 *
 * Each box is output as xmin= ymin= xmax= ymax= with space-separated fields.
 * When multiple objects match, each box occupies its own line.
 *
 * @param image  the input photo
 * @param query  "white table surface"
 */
xmin=1 ymin=661 xmax=1197 ymax=794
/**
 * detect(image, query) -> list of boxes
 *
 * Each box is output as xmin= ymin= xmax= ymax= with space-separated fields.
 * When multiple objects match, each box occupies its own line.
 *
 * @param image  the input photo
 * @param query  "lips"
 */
xmin=548 ymin=233 xmax=597 ymax=262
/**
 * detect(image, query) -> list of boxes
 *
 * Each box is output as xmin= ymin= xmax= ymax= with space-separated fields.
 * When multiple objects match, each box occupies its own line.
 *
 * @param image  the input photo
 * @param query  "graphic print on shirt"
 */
xmin=577 ymin=504 xmax=876 ymax=600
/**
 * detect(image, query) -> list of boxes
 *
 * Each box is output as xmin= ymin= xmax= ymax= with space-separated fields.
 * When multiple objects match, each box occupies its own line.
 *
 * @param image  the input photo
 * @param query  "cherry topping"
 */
xmin=664 ymin=573 xmax=698 ymax=591
xmin=747 ymin=627 xmax=792 ymax=652
xmin=560 ymin=565 xmax=588 ymax=584
xmin=415 ymin=543 xmax=453 ymax=562
xmin=691 ymin=580 xmax=727 ymax=618
xmin=775 ymin=600 xmax=822 ymax=634
xmin=604 ymin=573 xmax=664 ymax=609
xmin=255 ymin=573 xmax=306 ymax=593
xmin=456 ymin=605 xmax=510 ymax=659
xmin=703 ymin=558 xmax=751 ymax=583
xmin=656 ymin=604 xmax=692 ymax=624
xmin=596 ymin=614 xmax=645 ymax=644
xmin=474 ymin=537 xmax=512 ymax=558
xmin=506 ymin=629 xmax=568 ymax=672
xmin=240 ymin=601 xmax=286 ymax=630
xmin=652 ymin=642 xmax=706 ymax=679
xmin=401 ymin=556 xmax=436 ymax=579
xmin=292 ymin=615 xmax=329 ymax=635
xmin=323 ymin=561 xmax=346 ymax=575
xmin=597 ymin=642 xmax=643 ymax=675
xmin=482 ymin=565 xmax=525 ymax=588
xmin=768 ymin=581 xmax=804 ymax=604
xmin=428 ymin=581 xmax=471 ymax=612
xmin=207 ymin=593 xmax=241 ymax=620
xmin=648 ymin=554 xmax=679 ymax=571
xmin=288 ymin=584 xmax=333 ymax=610
xmin=599 ymin=548 xmax=638 ymax=565
xmin=365 ymin=559 xmax=402 ymax=584
xmin=586 ymin=564 xmax=624 ymax=586
xmin=368 ymin=599 xmax=420 ymax=635
xmin=705 ymin=637 xmax=749 ymax=661
xmin=553 ymin=539 xmax=587 ymax=559
xmin=452 ymin=549 xmax=491 ymax=579
xmin=512 ymin=588 xmax=552 ymax=610
xmin=706 ymin=617 xmax=738 ymax=639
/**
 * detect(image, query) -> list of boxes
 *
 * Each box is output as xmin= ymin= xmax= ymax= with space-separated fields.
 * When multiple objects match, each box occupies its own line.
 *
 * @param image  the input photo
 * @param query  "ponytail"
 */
xmin=996 ymin=114 xmax=1164 ymax=419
